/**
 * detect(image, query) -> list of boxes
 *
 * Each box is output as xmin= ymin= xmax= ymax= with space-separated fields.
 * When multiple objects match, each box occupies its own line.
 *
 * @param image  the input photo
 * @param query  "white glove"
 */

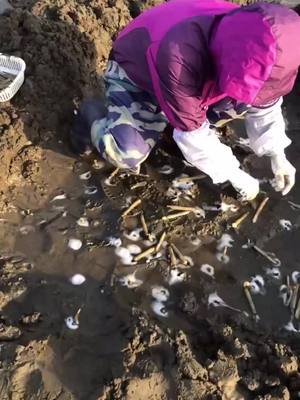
xmin=270 ymin=152 xmax=296 ymax=195
xmin=229 ymin=168 xmax=260 ymax=201
xmin=173 ymin=123 xmax=260 ymax=201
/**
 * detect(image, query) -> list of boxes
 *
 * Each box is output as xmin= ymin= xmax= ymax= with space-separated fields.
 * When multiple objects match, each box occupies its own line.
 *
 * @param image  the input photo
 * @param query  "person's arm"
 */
xmin=245 ymin=98 xmax=295 ymax=195
xmin=173 ymin=121 xmax=259 ymax=200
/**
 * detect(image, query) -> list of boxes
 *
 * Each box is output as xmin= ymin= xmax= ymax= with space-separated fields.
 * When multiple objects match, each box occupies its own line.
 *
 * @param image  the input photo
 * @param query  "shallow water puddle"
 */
xmin=1 ymin=157 xmax=300 ymax=339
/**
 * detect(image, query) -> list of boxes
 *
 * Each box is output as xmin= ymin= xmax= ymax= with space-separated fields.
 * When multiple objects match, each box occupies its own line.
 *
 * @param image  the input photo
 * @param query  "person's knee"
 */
xmin=98 ymin=132 xmax=148 ymax=170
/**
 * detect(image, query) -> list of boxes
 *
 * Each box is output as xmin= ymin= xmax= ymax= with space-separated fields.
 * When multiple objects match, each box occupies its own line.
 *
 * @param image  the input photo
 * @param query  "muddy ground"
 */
xmin=1 ymin=0 xmax=300 ymax=399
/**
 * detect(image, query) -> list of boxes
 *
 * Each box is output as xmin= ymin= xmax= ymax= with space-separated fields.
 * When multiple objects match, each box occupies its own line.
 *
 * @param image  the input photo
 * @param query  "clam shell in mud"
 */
xmin=279 ymin=219 xmax=292 ymax=231
xmin=79 ymin=171 xmax=92 ymax=180
xmin=70 ymin=274 xmax=86 ymax=285
xmin=151 ymin=301 xmax=168 ymax=317
xmin=151 ymin=286 xmax=170 ymax=302
xmin=208 ymin=292 xmax=226 ymax=308
xmin=279 ymin=285 xmax=292 ymax=306
xmin=216 ymin=252 xmax=230 ymax=264
xmin=76 ymin=217 xmax=89 ymax=227
xmin=200 ymin=264 xmax=215 ymax=278
xmin=190 ymin=236 xmax=201 ymax=246
xmin=158 ymin=165 xmax=174 ymax=175
xmin=265 ymin=267 xmax=281 ymax=280
xmin=115 ymin=246 xmax=131 ymax=259
xmin=284 ymin=321 xmax=299 ymax=333
xmin=168 ymin=269 xmax=186 ymax=285
xmin=107 ymin=237 xmax=122 ymax=248
xmin=127 ymin=244 xmax=141 ymax=255
xmin=115 ymin=247 xmax=135 ymax=265
xmin=216 ymin=233 xmax=234 ymax=251
xmin=65 ymin=316 xmax=79 ymax=330
xmin=249 ymin=275 xmax=266 ymax=295
xmin=123 ymin=229 xmax=142 ymax=242
xmin=51 ymin=193 xmax=67 ymax=201
xmin=119 ymin=273 xmax=143 ymax=288
xmin=292 ymin=271 xmax=300 ymax=284
xmin=68 ymin=238 xmax=83 ymax=251
xmin=84 ymin=186 xmax=98 ymax=195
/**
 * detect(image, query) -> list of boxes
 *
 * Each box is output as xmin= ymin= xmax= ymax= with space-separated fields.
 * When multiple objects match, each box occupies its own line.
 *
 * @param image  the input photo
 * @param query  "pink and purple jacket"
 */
xmin=113 ymin=0 xmax=300 ymax=132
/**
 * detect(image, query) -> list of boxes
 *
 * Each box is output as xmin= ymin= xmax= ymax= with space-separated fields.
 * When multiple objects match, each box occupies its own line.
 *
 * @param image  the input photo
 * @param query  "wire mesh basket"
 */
xmin=0 ymin=54 xmax=26 ymax=102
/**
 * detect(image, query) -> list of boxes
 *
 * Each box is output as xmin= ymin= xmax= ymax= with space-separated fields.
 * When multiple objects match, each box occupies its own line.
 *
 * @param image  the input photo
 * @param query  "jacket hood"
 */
xmin=210 ymin=3 xmax=300 ymax=106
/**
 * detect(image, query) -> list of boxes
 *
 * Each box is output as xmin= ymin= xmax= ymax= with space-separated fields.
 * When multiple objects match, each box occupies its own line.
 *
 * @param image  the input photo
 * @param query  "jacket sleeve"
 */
xmin=244 ymin=97 xmax=291 ymax=156
xmin=173 ymin=121 xmax=241 ymax=184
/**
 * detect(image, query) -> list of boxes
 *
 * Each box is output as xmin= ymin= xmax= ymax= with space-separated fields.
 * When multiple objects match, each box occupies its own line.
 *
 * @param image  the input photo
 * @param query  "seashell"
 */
xmin=121 ymin=255 xmax=135 ymax=265
xmin=292 ymin=271 xmax=300 ymax=284
xmin=84 ymin=186 xmax=98 ymax=195
xmin=284 ymin=321 xmax=299 ymax=333
xmin=216 ymin=233 xmax=234 ymax=252
xmin=265 ymin=267 xmax=281 ymax=280
xmin=107 ymin=237 xmax=122 ymax=248
xmin=143 ymin=239 xmax=157 ymax=247
xmin=115 ymin=246 xmax=131 ymax=258
xmin=279 ymin=284 xmax=292 ymax=306
xmin=104 ymin=177 xmax=117 ymax=186
xmin=115 ymin=247 xmax=135 ymax=265
xmin=249 ymin=275 xmax=266 ymax=295
xmin=119 ymin=273 xmax=143 ymax=288
xmin=70 ymin=274 xmax=86 ymax=285
xmin=183 ymin=256 xmax=194 ymax=267
xmin=79 ymin=171 xmax=92 ymax=180
xmin=51 ymin=193 xmax=67 ymax=202
xmin=151 ymin=301 xmax=168 ymax=317
xmin=208 ymin=292 xmax=241 ymax=312
xmin=208 ymin=292 xmax=226 ymax=308
xmin=76 ymin=217 xmax=89 ymax=227
xmin=216 ymin=252 xmax=230 ymax=264
xmin=146 ymin=251 xmax=163 ymax=264
xmin=158 ymin=165 xmax=174 ymax=175
xmin=279 ymin=219 xmax=292 ymax=231
xmin=123 ymin=229 xmax=142 ymax=242
xmin=168 ymin=269 xmax=186 ymax=285
xmin=92 ymin=159 xmax=105 ymax=170
xmin=68 ymin=238 xmax=82 ymax=251
xmin=65 ymin=316 xmax=79 ymax=330
xmin=200 ymin=264 xmax=215 ymax=278
xmin=242 ymin=242 xmax=250 ymax=249
xmin=127 ymin=244 xmax=142 ymax=255
xmin=151 ymin=286 xmax=170 ymax=302
xmin=190 ymin=236 xmax=201 ymax=246
xmin=220 ymin=202 xmax=239 ymax=213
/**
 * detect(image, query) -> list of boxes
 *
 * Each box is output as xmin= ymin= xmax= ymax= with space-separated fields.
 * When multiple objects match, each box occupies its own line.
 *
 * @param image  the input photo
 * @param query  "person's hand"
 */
xmin=270 ymin=153 xmax=296 ymax=196
xmin=229 ymin=169 xmax=260 ymax=201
